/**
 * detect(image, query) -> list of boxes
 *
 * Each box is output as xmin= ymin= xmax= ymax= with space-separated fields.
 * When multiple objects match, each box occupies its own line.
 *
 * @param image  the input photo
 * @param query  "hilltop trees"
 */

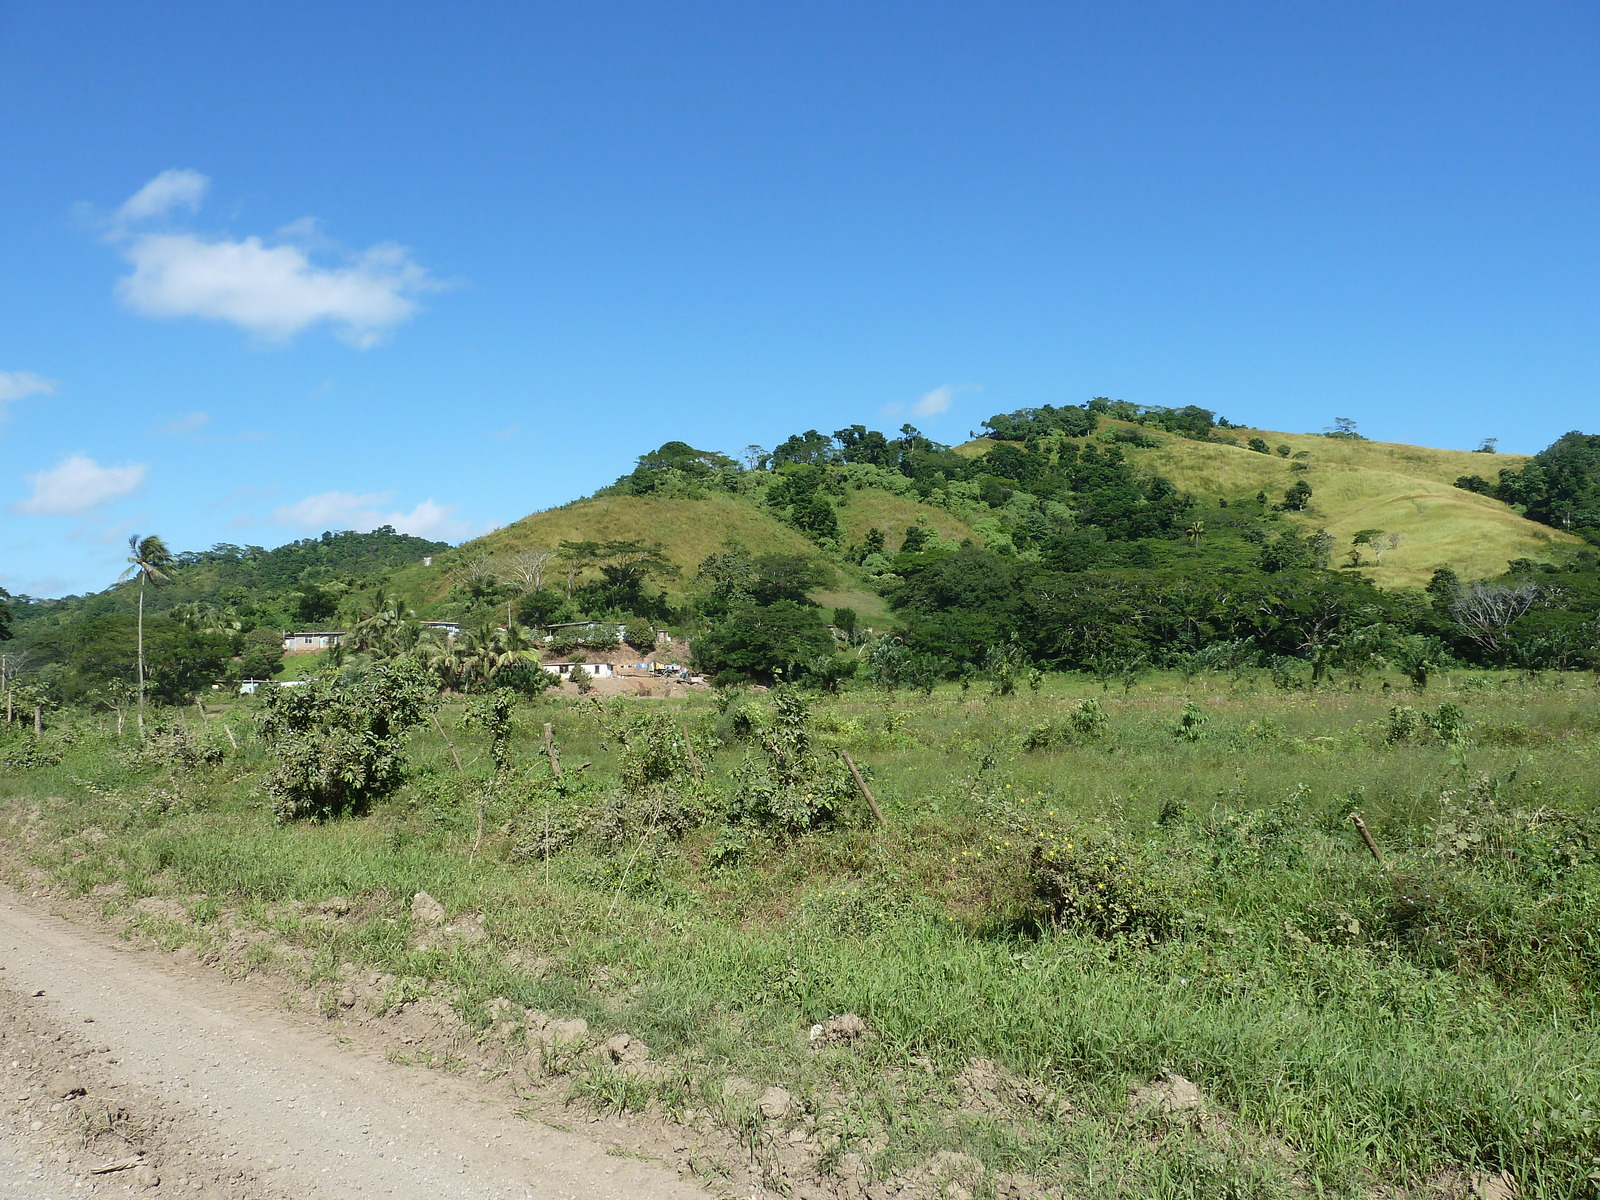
xmin=1493 ymin=432 xmax=1600 ymax=543
xmin=10 ymin=410 xmax=1600 ymax=707
xmin=618 ymin=441 xmax=740 ymax=495
xmin=1453 ymin=432 xmax=1600 ymax=546
xmin=981 ymin=405 xmax=1098 ymax=440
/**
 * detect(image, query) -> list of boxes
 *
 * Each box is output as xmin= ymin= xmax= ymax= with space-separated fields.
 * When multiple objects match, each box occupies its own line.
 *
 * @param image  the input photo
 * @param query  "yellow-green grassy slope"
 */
xmin=395 ymin=490 xmax=977 ymax=622
xmin=964 ymin=422 xmax=1580 ymax=588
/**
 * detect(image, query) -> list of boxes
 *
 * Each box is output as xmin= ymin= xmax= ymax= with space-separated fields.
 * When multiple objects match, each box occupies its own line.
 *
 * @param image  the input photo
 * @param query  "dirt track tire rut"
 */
xmin=0 ymin=889 xmax=712 ymax=1199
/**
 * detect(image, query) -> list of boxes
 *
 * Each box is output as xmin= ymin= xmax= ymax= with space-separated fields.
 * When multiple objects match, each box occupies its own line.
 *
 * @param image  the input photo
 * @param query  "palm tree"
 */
xmin=349 ymin=589 xmax=418 ymax=658
xmin=1185 ymin=519 xmax=1206 ymax=547
xmin=118 ymin=534 xmax=174 ymax=733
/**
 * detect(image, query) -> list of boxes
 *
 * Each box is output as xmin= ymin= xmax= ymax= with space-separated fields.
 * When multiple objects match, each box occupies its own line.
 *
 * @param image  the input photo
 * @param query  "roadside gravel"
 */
xmin=0 ymin=889 xmax=713 ymax=1200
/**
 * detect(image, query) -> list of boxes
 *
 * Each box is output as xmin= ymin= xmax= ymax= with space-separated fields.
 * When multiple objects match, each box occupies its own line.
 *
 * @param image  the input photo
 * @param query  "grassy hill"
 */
xmin=961 ymin=422 xmax=1580 ymax=588
xmin=391 ymin=489 xmax=978 ymax=623
xmin=381 ymin=423 xmax=1577 ymax=619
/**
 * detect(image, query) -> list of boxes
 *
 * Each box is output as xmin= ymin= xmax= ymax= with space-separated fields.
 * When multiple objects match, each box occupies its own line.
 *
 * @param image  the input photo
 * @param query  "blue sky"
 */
xmin=2 ymin=2 xmax=1597 ymax=596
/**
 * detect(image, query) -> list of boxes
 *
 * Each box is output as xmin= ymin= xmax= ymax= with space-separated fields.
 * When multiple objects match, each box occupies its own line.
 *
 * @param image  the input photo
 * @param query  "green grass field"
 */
xmin=4 ymin=669 xmax=1598 ymax=1198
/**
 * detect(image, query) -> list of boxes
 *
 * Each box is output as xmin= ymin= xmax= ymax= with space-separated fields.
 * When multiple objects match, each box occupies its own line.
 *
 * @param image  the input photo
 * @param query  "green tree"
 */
xmin=237 ymin=627 xmax=285 ymax=680
xmin=831 ymin=606 xmax=859 ymax=639
xmin=258 ymin=661 xmax=436 ymax=821
xmin=692 ymin=600 xmax=834 ymax=685
xmin=66 ymin=617 xmax=230 ymax=706
xmin=1283 ymin=480 xmax=1313 ymax=511
xmin=117 ymin=534 xmax=175 ymax=733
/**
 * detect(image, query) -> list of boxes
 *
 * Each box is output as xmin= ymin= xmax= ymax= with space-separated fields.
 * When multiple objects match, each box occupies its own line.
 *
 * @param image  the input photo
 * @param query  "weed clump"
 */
xmin=1025 ymin=826 xmax=1180 ymax=943
xmin=1171 ymin=700 xmax=1208 ymax=743
xmin=1019 ymin=699 xmax=1109 ymax=750
xmin=721 ymin=688 xmax=855 ymax=844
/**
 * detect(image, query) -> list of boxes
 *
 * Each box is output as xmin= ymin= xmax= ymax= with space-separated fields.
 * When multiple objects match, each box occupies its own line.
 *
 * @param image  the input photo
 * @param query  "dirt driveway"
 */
xmin=0 ymin=889 xmax=713 ymax=1200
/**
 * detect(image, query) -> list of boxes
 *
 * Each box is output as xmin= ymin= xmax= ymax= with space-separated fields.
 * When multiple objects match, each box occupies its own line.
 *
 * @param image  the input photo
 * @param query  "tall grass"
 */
xmin=5 ymin=670 xmax=1599 ymax=1196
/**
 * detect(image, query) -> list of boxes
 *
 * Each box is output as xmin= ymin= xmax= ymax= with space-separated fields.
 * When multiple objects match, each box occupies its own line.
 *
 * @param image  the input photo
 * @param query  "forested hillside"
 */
xmin=5 ymin=401 xmax=1600 ymax=703
xmin=4 ymin=527 xmax=446 ymax=706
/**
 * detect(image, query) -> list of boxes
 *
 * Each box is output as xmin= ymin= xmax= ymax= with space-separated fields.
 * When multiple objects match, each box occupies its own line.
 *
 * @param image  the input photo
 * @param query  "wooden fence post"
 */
xmin=1349 ymin=812 xmax=1384 ymax=863
xmin=681 ymin=725 xmax=702 ymax=781
xmin=543 ymin=723 xmax=562 ymax=777
xmin=840 ymin=751 xmax=885 ymax=825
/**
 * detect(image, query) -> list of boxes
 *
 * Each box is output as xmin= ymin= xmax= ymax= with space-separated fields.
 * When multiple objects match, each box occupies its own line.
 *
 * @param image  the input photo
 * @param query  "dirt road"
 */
xmin=0 ymin=890 xmax=714 ymax=1199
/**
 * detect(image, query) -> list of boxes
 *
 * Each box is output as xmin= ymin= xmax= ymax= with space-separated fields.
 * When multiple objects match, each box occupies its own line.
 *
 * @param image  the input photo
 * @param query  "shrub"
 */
xmin=1020 ymin=698 xmax=1109 ymax=750
xmin=494 ymin=662 xmax=559 ymax=698
xmin=1386 ymin=704 xmax=1424 ymax=744
xmin=724 ymin=688 xmax=856 ymax=839
xmin=461 ymin=688 xmax=516 ymax=774
xmin=1172 ymin=700 xmax=1208 ymax=742
xmin=258 ymin=661 xmax=437 ymax=821
xmin=130 ymin=720 xmax=224 ymax=772
xmin=1102 ymin=428 xmax=1163 ymax=449
xmin=606 ymin=708 xmax=701 ymax=794
xmin=1 ymin=738 xmax=64 ymax=770
xmin=621 ymin=620 xmax=658 ymax=653
xmin=799 ymin=653 xmax=856 ymax=694
xmin=1428 ymin=701 xmax=1469 ymax=743
xmin=985 ymin=640 xmax=1028 ymax=697
xmin=1024 ymin=826 xmax=1178 ymax=943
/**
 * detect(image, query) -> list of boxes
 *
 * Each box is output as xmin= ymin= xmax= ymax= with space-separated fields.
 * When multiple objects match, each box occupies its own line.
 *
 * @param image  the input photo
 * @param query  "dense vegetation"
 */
xmin=6 ymin=406 xmax=1600 ymax=706
xmin=1458 ymin=430 xmax=1600 ymax=545
xmin=4 ymin=527 xmax=446 ymax=706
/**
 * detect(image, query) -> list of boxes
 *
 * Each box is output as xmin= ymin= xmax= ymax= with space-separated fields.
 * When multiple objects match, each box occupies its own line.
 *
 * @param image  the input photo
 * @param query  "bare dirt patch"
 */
xmin=0 ymin=887 xmax=720 ymax=1199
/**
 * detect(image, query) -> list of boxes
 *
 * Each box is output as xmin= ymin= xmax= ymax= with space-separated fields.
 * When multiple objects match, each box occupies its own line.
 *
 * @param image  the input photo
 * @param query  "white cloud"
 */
xmin=882 ymin=383 xmax=982 ymax=420
xmin=155 ymin=411 xmax=210 ymax=436
xmin=116 ymin=169 xmax=209 ymax=223
xmin=12 ymin=455 xmax=146 ymax=516
xmin=0 ymin=371 xmax=56 ymax=404
xmin=913 ymin=383 xmax=982 ymax=417
xmin=272 ymin=490 xmax=478 ymax=541
xmin=0 ymin=371 xmax=57 ymax=429
xmin=118 ymin=234 xmax=431 ymax=347
xmin=106 ymin=171 xmax=436 ymax=347
xmin=914 ymin=385 xmax=957 ymax=417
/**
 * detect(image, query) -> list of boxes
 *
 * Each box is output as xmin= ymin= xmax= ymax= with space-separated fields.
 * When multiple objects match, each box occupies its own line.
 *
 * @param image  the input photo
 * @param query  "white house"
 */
xmin=282 ymin=631 xmax=344 ymax=655
xmin=545 ymin=662 xmax=616 ymax=680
